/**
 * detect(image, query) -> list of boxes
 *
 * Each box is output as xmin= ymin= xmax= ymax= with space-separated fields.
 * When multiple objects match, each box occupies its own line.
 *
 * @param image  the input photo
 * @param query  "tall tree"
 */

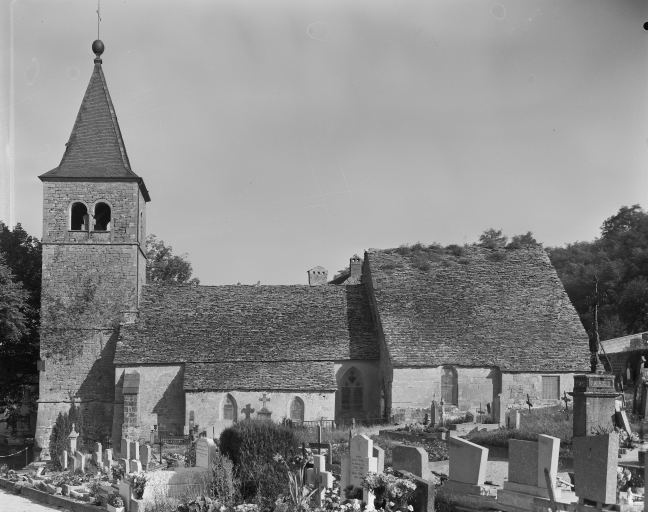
xmin=0 ymin=257 xmax=30 ymax=355
xmin=549 ymin=205 xmax=648 ymax=341
xmin=146 ymin=235 xmax=199 ymax=284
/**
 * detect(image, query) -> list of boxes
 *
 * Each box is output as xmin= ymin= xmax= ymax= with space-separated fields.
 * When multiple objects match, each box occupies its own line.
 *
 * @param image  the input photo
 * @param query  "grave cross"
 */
xmin=259 ymin=393 xmax=271 ymax=408
xmin=242 ymin=404 xmax=255 ymax=420
xmin=561 ymin=391 xmax=571 ymax=411
xmin=526 ymin=394 xmax=533 ymax=412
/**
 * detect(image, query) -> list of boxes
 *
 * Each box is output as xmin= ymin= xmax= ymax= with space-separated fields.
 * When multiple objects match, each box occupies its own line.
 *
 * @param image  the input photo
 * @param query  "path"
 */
xmin=0 ymin=488 xmax=71 ymax=512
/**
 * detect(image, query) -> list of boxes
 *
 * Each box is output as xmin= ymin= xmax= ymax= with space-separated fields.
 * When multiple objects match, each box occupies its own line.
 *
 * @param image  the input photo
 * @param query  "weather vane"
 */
xmin=96 ymin=0 xmax=102 ymax=40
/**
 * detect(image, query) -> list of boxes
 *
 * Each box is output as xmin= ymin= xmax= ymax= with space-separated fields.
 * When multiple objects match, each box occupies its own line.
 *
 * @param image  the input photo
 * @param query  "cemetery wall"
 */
xmin=113 ymin=366 xmax=185 ymax=442
xmin=185 ymin=390 xmax=335 ymax=434
xmin=501 ymin=372 xmax=574 ymax=408
xmin=391 ymin=367 xmax=495 ymax=420
xmin=334 ymin=361 xmax=381 ymax=420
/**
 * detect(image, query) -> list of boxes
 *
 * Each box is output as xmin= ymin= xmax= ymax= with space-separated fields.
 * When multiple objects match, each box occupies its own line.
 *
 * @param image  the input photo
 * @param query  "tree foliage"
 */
xmin=0 ymin=223 xmax=41 ymax=404
xmin=145 ymin=235 xmax=199 ymax=284
xmin=0 ymin=257 xmax=30 ymax=353
xmin=548 ymin=205 xmax=648 ymax=343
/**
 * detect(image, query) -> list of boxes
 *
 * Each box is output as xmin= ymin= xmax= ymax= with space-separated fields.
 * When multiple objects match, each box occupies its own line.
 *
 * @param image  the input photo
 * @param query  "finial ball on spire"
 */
xmin=92 ymin=40 xmax=105 ymax=57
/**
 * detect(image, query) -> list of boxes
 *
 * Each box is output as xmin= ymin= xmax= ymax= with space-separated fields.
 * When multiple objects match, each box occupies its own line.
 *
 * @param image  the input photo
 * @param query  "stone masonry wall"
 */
xmin=42 ymin=181 xmax=145 ymax=244
xmin=390 ymin=368 xmax=577 ymax=422
xmin=37 ymin=180 xmax=146 ymax=454
xmin=502 ymin=372 xmax=575 ymax=409
xmin=391 ymin=367 xmax=498 ymax=421
xmin=333 ymin=361 xmax=381 ymax=420
xmin=185 ymin=390 xmax=335 ymax=438
xmin=113 ymin=366 xmax=184 ymax=447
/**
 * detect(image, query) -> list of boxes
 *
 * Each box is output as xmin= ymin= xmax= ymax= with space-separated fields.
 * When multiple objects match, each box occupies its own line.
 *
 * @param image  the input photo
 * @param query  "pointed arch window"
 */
xmin=341 ymin=367 xmax=363 ymax=412
xmin=290 ymin=397 xmax=304 ymax=422
xmin=441 ymin=366 xmax=458 ymax=405
xmin=223 ymin=394 xmax=237 ymax=421
xmin=70 ymin=202 xmax=88 ymax=231
xmin=93 ymin=202 xmax=111 ymax=231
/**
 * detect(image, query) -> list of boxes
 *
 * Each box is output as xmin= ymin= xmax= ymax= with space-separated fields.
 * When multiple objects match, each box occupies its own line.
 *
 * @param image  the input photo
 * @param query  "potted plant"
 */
xmin=107 ymin=493 xmax=125 ymax=512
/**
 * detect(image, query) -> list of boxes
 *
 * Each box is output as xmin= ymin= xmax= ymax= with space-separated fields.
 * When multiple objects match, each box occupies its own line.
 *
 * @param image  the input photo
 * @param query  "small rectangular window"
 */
xmin=542 ymin=376 xmax=560 ymax=400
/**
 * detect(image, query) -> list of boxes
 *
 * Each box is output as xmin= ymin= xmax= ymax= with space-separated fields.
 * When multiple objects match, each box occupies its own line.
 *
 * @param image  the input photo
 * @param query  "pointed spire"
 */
xmin=40 ymin=41 xmax=150 ymax=202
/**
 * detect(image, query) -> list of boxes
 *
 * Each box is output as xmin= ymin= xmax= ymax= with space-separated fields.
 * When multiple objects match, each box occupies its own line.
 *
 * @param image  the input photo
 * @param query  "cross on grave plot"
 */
xmin=562 ymin=391 xmax=571 ymax=411
xmin=242 ymin=404 xmax=255 ymax=420
xmin=526 ymin=394 xmax=533 ymax=412
xmin=257 ymin=394 xmax=272 ymax=420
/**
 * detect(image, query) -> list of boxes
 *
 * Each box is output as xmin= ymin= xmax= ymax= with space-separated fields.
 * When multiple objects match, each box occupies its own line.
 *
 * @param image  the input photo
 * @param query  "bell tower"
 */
xmin=35 ymin=40 xmax=150 ymax=457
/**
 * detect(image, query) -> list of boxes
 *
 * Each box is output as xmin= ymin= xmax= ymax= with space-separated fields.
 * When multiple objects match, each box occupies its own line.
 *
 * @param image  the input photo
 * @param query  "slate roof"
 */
xmin=116 ymin=284 xmax=378 ymax=369
xmin=39 ymin=53 xmax=150 ymax=201
xmin=184 ymin=362 xmax=337 ymax=391
xmin=366 ymin=246 xmax=590 ymax=372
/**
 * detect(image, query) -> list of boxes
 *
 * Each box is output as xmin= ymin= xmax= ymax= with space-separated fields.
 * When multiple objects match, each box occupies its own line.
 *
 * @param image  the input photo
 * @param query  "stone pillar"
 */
xmin=570 ymin=373 xmax=617 ymax=438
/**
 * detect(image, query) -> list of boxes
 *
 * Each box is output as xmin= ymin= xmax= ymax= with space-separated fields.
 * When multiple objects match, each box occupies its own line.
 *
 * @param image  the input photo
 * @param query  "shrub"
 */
xmin=219 ymin=421 xmax=300 ymax=505
xmin=132 ymin=473 xmax=147 ymax=500
xmin=210 ymin=451 xmax=237 ymax=504
xmin=108 ymin=493 xmax=124 ymax=507
xmin=48 ymin=403 xmax=86 ymax=470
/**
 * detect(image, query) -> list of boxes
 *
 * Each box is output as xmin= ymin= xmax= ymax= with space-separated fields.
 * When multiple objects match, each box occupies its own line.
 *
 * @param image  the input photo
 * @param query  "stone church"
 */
xmin=35 ymin=41 xmax=590 ymax=454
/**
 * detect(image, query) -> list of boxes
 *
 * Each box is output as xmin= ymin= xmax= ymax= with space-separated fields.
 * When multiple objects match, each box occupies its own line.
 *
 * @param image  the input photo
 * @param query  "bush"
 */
xmin=210 ymin=452 xmax=237 ymax=504
xmin=48 ymin=404 xmax=86 ymax=470
xmin=219 ymin=421 xmax=300 ymax=505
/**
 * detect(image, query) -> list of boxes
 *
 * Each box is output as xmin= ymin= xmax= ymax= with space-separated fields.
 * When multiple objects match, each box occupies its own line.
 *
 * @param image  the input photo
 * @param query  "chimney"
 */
xmin=308 ymin=266 xmax=328 ymax=286
xmin=349 ymin=254 xmax=363 ymax=283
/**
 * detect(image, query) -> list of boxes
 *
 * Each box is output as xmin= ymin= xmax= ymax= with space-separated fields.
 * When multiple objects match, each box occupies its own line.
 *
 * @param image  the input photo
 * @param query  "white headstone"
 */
xmin=349 ymin=435 xmax=378 ymax=488
xmin=195 ymin=437 xmax=217 ymax=468
xmin=129 ymin=459 xmax=142 ymax=474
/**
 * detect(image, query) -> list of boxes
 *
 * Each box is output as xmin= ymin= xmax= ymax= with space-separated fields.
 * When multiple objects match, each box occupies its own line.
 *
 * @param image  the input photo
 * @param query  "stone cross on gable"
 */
xmin=259 ymin=393 xmax=271 ymax=409
xmin=242 ymin=404 xmax=255 ymax=420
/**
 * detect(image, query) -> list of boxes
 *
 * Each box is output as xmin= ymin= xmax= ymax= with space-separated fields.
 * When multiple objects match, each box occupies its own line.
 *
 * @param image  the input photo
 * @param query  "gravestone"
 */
xmin=373 ymin=446 xmax=385 ymax=474
xmin=195 ymin=437 xmax=217 ymax=468
xmin=340 ymin=434 xmax=378 ymax=496
xmin=242 ymin=404 xmax=255 ymax=420
xmin=493 ymin=394 xmax=506 ymax=426
xmin=121 ymin=438 xmax=130 ymax=460
xmin=257 ymin=393 xmax=272 ymax=420
xmin=616 ymin=410 xmax=632 ymax=437
xmin=103 ymin=448 xmax=113 ymax=468
xmin=139 ymin=444 xmax=152 ymax=470
xmin=400 ymin=470 xmax=435 ymax=512
xmin=94 ymin=442 xmax=103 ymax=468
xmin=61 ymin=450 xmax=68 ymax=471
xmin=73 ymin=451 xmax=85 ymax=473
xmin=129 ymin=459 xmax=142 ymax=474
xmin=573 ymin=433 xmax=618 ymax=504
xmin=306 ymin=454 xmax=334 ymax=506
xmin=571 ymin=373 xmax=616 ymax=437
xmin=498 ymin=436 xmax=563 ymax=509
xmin=430 ymin=401 xmax=441 ymax=427
xmin=508 ymin=440 xmax=538 ymax=486
xmin=392 ymin=444 xmax=430 ymax=480
xmin=442 ymin=437 xmax=489 ymax=496
xmin=537 ymin=435 xmax=560 ymax=489
xmin=118 ymin=480 xmax=131 ymax=512
xmin=130 ymin=440 xmax=140 ymax=461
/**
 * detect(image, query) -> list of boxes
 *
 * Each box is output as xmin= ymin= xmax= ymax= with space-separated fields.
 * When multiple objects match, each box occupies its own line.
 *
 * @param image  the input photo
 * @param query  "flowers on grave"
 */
xmin=131 ymin=472 xmax=147 ymax=500
xmin=108 ymin=493 xmax=124 ymax=507
xmin=273 ymin=451 xmax=317 ymax=512
xmin=361 ymin=469 xmax=416 ymax=512
xmin=111 ymin=464 xmax=125 ymax=482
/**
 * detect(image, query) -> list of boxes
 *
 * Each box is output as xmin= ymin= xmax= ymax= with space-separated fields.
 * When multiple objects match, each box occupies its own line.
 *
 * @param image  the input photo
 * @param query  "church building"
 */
xmin=35 ymin=41 xmax=590 ymax=454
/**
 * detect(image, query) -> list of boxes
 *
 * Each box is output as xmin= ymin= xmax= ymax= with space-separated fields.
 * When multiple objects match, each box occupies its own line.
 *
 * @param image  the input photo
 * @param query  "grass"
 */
xmin=466 ymin=405 xmax=572 ymax=448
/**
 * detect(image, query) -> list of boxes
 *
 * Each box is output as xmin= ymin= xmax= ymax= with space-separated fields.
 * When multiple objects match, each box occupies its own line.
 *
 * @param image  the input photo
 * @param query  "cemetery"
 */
xmin=2 ymin=368 xmax=648 ymax=512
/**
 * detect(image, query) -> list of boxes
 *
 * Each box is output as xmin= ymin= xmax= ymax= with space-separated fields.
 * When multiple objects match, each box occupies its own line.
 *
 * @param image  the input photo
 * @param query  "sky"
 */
xmin=2 ymin=0 xmax=648 ymax=285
